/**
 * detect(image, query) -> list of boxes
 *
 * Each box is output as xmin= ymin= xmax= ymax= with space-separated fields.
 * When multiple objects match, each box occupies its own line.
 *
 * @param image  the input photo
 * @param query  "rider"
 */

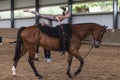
xmin=23 ymin=7 xmax=70 ymax=25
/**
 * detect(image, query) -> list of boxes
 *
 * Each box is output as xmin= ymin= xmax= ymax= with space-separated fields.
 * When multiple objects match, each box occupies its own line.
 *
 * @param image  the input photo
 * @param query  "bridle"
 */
xmin=92 ymin=27 xmax=106 ymax=46
xmin=83 ymin=27 xmax=107 ymax=58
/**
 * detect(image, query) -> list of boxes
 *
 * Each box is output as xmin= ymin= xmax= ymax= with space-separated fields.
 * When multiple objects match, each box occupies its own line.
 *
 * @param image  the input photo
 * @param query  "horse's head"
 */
xmin=92 ymin=25 xmax=107 ymax=48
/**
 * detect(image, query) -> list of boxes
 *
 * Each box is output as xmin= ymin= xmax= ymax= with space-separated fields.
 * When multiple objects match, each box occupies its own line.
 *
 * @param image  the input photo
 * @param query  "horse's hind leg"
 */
xmin=66 ymin=53 xmax=73 ymax=78
xmin=28 ymin=48 xmax=43 ymax=79
xmin=12 ymin=44 xmax=27 ymax=76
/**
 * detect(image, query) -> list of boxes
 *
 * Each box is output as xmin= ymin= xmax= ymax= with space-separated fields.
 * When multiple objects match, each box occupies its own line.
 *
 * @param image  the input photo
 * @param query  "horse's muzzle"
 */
xmin=94 ymin=44 xmax=99 ymax=48
xmin=93 ymin=41 xmax=100 ymax=48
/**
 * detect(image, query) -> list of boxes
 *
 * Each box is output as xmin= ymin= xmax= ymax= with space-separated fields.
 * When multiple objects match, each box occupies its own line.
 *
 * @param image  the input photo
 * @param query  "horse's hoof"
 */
xmin=35 ymin=58 xmax=39 ymax=61
xmin=69 ymin=75 xmax=73 ymax=78
xmin=73 ymin=71 xmax=80 ymax=77
xmin=37 ymin=75 xmax=43 ymax=80
xmin=38 ymin=77 xmax=43 ymax=80
xmin=39 ymin=78 xmax=43 ymax=80
xmin=13 ymin=75 xmax=16 ymax=77
xmin=66 ymin=73 xmax=73 ymax=78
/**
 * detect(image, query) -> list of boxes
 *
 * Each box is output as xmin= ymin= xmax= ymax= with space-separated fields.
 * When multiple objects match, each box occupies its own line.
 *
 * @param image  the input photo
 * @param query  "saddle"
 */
xmin=38 ymin=23 xmax=72 ymax=51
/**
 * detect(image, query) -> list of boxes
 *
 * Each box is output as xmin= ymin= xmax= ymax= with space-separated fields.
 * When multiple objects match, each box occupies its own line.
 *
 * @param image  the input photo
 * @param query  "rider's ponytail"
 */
xmin=62 ymin=11 xmax=65 ymax=16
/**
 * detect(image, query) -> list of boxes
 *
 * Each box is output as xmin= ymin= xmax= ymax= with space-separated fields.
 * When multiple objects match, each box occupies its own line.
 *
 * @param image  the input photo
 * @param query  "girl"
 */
xmin=23 ymin=7 xmax=70 ymax=25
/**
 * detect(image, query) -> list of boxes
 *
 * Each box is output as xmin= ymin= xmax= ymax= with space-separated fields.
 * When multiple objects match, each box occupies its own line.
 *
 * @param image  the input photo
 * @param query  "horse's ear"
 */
xmin=103 ymin=25 xmax=108 ymax=29
xmin=105 ymin=26 xmax=108 ymax=29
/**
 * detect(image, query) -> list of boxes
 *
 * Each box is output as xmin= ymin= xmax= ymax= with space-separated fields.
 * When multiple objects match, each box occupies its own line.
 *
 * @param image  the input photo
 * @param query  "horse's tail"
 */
xmin=13 ymin=27 xmax=25 ymax=61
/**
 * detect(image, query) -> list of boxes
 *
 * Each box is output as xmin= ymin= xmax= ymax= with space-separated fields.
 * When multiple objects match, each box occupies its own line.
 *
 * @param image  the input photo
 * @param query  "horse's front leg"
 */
xmin=73 ymin=51 xmax=84 ymax=77
xmin=28 ymin=50 xmax=43 ymax=80
xmin=66 ymin=53 xmax=73 ymax=78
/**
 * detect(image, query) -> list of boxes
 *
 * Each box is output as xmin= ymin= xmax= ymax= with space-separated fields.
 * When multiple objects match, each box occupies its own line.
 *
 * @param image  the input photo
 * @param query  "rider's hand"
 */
xmin=59 ymin=22 xmax=62 ymax=25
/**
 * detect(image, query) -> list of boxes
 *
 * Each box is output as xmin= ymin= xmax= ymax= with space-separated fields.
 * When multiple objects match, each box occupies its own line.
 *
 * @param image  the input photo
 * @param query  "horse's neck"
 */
xmin=82 ymin=27 xmax=98 ymax=40
xmin=81 ymin=30 xmax=92 ymax=40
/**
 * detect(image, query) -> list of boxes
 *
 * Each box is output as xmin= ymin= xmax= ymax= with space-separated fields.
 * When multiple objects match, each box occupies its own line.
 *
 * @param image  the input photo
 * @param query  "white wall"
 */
xmin=15 ymin=18 xmax=35 ymax=28
xmin=73 ymin=13 xmax=113 ymax=29
xmin=0 ymin=20 xmax=11 ymax=28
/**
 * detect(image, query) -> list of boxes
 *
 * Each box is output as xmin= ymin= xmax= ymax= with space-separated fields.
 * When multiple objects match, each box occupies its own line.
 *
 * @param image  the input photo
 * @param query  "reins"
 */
xmin=83 ymin=45 xmax=93 ymax=58
xmin=83 ymin=27 xmax=106 ymax=58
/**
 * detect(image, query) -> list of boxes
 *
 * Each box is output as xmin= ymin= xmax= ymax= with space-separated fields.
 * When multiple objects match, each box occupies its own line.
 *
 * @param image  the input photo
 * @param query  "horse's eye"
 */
xmin=100 ymin=31 xmax=103 ymax=34
xmin=100 ymin=29 xmax=105 ymax=35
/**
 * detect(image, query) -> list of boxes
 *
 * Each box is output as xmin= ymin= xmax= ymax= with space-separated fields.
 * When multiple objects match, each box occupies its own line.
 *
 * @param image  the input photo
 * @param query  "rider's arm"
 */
xmin=63 ymin=11 xmax=70 ymax=18
xmin=56 ymin=16 xmax=63 ymax=24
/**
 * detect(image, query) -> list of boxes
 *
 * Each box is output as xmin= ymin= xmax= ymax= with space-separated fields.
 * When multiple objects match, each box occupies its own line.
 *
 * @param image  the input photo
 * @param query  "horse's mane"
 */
xmin=73 ymin=23 xmax=106 ymax=29
xmin=74 ymin=23 xmax=100 ymax=25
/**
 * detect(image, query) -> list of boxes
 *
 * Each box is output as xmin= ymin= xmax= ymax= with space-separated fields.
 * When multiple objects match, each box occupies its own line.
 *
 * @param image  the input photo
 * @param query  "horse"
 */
xmin=12 ymin=23 xmax=107 ymax=80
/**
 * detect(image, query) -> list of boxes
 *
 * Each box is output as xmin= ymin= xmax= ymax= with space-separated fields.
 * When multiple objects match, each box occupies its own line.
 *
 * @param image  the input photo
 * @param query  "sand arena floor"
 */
xmin=0 ymin=37 xmax=120 ymax=80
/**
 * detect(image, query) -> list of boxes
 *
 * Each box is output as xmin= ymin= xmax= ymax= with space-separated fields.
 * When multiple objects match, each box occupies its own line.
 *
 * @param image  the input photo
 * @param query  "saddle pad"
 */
xmin=38 ymin=24 xmax=72 ymax=38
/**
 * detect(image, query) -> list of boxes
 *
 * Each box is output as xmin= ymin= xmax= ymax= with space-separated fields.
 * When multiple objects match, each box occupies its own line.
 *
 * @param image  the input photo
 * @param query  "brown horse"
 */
xmin=12 ymin=23 xmax=107 ymax=79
